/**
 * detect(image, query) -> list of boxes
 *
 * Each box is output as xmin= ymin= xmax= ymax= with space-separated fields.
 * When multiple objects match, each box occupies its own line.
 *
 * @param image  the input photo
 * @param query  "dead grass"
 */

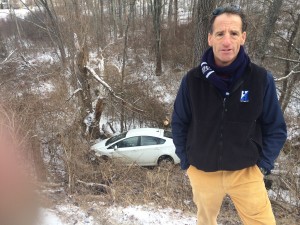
xmin=49 ymin=154 xmax=299 ymax=225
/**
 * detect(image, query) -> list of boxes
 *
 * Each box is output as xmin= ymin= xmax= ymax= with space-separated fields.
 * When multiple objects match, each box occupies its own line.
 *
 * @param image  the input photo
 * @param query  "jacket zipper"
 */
xmin=218 ymin=97 xmax=227 ymax=170
xmin=217 ymin=77 xmax=246 ymax=169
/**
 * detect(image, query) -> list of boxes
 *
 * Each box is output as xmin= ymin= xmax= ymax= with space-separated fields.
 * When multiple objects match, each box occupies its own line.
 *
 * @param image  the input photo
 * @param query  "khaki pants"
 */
xmin=187 ymin=165 xmax=276 ymax=225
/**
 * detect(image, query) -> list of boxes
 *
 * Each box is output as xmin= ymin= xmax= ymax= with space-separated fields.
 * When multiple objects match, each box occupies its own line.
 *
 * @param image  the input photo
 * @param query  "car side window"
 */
xmin=111 ymin=136 xmax=139 ymax=148
xmin=141 ymin=136 xmax=166 ymax=146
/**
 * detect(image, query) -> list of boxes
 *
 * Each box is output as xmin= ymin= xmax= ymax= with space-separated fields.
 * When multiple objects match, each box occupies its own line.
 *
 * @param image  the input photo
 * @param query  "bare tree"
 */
xmin=174 ymin=0 xmax=178 ymax=32
xmin=36 ymin=0 xmax=67 ymax=66
xmin=255 ymin=0 xmax=283 ymax=64
xmin=193 ymin=0 xmax=216 ymax=67
xmin=168 ymin=0 xmax=173 ymax=26
xmin=88 ymin=0 xmax=105 ymax=51
xmin=120 ymin=0 xmax=136 ymax=131
xmin=109 ymin=0 xmax=118 ymax=41
xmin=279 ymin=14 xmax=300 ymax=113
xmin=117 ymin=0 xmax=124 ymax=38
xmin=150 ymin=0 xmax=163 ymax=76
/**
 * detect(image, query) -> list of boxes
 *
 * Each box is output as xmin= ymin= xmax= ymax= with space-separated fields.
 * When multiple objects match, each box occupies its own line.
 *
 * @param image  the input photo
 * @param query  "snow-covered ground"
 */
xmin=39 ymin=188 xmax=298 ymax=225
xmin=40 ymin=204 xmax=197 ymax=225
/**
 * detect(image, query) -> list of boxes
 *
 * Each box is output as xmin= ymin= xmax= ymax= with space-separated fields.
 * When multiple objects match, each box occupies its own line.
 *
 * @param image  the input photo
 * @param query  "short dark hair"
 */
xmin=209 ymin=5 xmax=247 ymax=33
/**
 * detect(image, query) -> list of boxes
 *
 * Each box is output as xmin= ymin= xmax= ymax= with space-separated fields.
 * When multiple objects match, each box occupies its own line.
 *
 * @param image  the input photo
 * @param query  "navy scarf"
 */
xmin=200 ymin=46 xmax=250 ymax=97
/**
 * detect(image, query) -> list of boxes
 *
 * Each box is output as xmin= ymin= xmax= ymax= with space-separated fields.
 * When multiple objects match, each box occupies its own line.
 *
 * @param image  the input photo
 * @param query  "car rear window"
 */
xmin=164 ymin=130 xmax=172 ymax=139
xmin=141 ymin=136 xmax=166 ymax=146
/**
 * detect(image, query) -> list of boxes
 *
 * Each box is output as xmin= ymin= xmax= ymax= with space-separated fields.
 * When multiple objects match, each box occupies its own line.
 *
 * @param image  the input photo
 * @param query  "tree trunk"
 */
xmin=255 ymin=0 xmax=283 ymax=64
xmin=279 ymin=14 xmax=300 ymax=113
xmin=118 ymin=0 xmax=124 ymax=38
xmin=100 ymin=0 xmax=105 ymax=45
xmin=174 ymin=0 xmax=178 ymax=33
xmin=38 ymin=0 xmax=67 ymax=66
xmin=76 ymin=45 xmax=93 ymax=131
xmin=111 ymin=0 xmax=118 ymax=41
xmin=91 ymin=98 xmax=105 ymax=139
xmin=168 ymin=0 xmax=173 ymax=26
xmin=120 ymin=0 xmax=136 ymax=132
xmin=91 ymin=0 xmax=104 ymax=51
xmin=151 ymin=0 xmax=163 ymax=76
xmin=193 ymin=0 xmax=216 ymax=67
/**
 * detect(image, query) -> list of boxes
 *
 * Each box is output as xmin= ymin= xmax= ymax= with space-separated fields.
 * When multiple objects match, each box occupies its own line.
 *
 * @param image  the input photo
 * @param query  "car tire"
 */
xmin=158 ymin=156 xmax=174 ymax=167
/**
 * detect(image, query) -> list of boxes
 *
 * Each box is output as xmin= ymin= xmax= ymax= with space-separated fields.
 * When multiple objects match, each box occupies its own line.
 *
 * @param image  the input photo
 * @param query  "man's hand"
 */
xmin=259 ymin=167 xmax=273 ymax=190
xmin=264 ymin=177 xmax=273 ymax=190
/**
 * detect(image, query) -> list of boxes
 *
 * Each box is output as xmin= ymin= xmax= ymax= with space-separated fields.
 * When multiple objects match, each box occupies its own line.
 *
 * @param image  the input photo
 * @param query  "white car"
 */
xmin=91 ymin=128 xmax=180 ymax=166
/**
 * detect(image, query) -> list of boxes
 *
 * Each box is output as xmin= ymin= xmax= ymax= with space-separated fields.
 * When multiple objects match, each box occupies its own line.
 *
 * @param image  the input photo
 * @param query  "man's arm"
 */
xmin=171 ymin=75 xmax=192 ymax=170
xmin=258 ymin=72 xmax=287 ymax=174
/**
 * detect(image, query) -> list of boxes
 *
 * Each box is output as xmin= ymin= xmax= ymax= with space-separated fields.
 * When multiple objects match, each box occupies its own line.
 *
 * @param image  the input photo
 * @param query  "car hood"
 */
xmin=91 ymin=138 xmax=109 ymax=151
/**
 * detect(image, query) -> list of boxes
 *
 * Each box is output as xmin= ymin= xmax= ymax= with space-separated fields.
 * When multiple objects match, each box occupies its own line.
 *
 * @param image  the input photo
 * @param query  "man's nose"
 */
xmin=222 ymin=33 xmax=231 ymax=45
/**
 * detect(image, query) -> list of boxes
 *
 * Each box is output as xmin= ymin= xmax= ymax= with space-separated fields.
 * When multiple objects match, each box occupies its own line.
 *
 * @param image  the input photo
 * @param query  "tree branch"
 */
xmin=0 ymin=49 xmax=16 ymax=65
xmin=265 ymin=55 xmax=300 ymax=63
xmin=76 ymin=179 xmax=111 ymax=190
xmin=85 ymin=65 xmax=144 ymax=113
xmin=275 ymin=70 xmax=300 ymax=82
xmin=66 ymin=88 xmax=83 ymax=102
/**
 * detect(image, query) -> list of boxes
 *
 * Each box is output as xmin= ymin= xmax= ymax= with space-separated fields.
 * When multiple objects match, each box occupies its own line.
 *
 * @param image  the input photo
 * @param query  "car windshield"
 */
xmin=105 ymin=132 xmax=127 ymax=146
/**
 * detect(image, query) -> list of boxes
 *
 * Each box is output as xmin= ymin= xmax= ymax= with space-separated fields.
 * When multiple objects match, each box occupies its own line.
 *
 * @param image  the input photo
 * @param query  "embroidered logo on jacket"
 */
xmin=240 ymin=90 xmax=249 ymax=102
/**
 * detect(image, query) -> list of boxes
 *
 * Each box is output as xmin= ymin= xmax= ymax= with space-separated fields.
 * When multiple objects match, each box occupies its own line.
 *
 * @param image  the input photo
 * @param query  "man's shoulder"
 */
xmin=249 ymin=62 xmax=268 ymax=76
xmin=248 ymin=63 xmax=270 ymax=86
xmin=186 ymin=66 xmax=203 ymax=80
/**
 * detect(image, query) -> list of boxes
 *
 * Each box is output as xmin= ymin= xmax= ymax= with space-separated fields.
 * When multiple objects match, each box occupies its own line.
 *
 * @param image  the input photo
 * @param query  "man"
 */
xmin=171 ymin=5 xmax=287 ymax=225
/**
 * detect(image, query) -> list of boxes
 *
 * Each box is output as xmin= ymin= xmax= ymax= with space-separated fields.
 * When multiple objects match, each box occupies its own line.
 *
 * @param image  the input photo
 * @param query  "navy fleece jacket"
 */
xmin=171 ymin=71 xmax=287 ymax=173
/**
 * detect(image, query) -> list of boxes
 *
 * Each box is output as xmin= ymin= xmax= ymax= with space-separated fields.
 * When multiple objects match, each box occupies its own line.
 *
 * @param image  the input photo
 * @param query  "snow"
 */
xmin=0 ymin=8 xmax=30 ymax=20
xmin=40 ymin=209 xmax=64 ymax=225
xmin=108 ymin=205 xmax=197 ymax=225
xmin=268 ymin=189 xmax=299 ymax=206
xmin=39 ymin=204 xmax=197 ymax=225
xmin=31 ymin=82 xmax=55 ymax=96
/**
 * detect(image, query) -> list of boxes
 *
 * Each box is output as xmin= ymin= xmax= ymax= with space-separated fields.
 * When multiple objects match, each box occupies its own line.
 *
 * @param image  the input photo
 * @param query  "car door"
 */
xmin=108 ymin=136 xmax=140 ymax=163
xmin=137 ymin=136 xmax=166 ymax=165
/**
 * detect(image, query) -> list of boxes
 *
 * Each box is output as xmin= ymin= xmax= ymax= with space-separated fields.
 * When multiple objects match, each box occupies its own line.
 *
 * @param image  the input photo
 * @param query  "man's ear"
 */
xmin=208 ymin=33 xmax=212 ymax=47
xmin=241 ymin=31 xmax=246 ymax=45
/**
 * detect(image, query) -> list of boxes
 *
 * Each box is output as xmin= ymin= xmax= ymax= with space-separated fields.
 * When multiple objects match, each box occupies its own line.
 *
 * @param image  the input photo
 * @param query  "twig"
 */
xmin=270 ymin=199 xmax=294 ymax=214
xmin=0 ymin=49 xmax=16 ymax=65
xmin=76 ymin=179 xmax=111 ymax=190
xmin=66 ymin=88 xmax=82 ymax=102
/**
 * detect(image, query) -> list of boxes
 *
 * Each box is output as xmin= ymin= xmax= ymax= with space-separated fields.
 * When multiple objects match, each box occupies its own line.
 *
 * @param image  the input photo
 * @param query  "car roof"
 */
xmin=126 ymin=128 xmax=163 ymax=138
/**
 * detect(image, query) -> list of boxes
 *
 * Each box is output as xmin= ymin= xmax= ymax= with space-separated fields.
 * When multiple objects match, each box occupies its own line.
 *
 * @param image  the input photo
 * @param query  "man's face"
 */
xmin=208 ymin=13 xmax=246 ymax=67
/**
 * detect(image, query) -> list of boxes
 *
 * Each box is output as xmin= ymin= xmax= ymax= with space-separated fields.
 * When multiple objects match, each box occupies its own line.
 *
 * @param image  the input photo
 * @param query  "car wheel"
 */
xmin=158 ymin=156 xmax=174 ymax=168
